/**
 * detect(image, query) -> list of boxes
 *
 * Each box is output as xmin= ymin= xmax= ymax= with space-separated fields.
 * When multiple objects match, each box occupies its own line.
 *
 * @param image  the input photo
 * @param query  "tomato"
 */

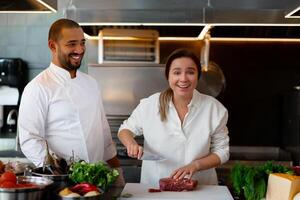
xmin=0 ymin=181 xmax=16 ymax=188
xmin=0 ymin=171 xmax=17 ymax=184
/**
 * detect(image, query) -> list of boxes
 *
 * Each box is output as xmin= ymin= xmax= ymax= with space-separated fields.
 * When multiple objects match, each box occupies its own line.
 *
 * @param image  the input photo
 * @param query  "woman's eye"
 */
xmin=187 ymin=71 xmax=195 ymax=75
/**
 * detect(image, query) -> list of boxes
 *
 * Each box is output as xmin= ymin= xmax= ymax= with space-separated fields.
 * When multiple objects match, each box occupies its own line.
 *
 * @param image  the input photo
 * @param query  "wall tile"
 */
xmin=7 ymin=14 xmax=27 ymax=26
xmin=0 ymin=46 xmax=5 ymax=57
xmin=26 ymin=26 xmax=48 ymax=45
xmin=27 ymin=63 xmax=49 ymax=69
xmin=27 ymin=68 xmax=44 ymax=80
xmin=6 ymin=46 xmax=26 ymax=58
xmin=0 ymin=14 xmax=8 ymax=25
xmin=0 ymin=27 xmax=7 ymax=45
xmin=24 ymin=45 xmax=51 ymax=64
xmin=26 ymin=14 xmax=47 ymax=26
xmin=6 ymin=27 xmax=27 ymax=46
xmin=45 ymin=13 xmax=63 ymax=26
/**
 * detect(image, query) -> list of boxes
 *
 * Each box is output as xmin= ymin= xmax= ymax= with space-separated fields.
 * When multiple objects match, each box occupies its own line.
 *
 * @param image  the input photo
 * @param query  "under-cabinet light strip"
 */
xmin=36 ymin=0 xmax=57 ymax=13
xmin=84 ymin=34 xmax=300 ymax=42
xmin=79 ymin=22 xmax=205 ymax=26
xmin=210 ymin=37 xmax=300 ymax=42
xmin=0 ymin=11 xmax=52 ymax=13
xmin=285 ymin=6 xmax=300 ymax=18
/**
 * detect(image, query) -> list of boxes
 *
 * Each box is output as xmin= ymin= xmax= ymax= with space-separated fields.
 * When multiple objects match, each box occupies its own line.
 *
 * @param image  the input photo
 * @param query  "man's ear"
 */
xmin=48 ymin=39 xmax=57 ymax=52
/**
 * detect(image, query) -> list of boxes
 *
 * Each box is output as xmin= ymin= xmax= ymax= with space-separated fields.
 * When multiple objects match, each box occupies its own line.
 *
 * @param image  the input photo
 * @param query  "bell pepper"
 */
xmin=70 ymin=183 xmax=99 ymax=196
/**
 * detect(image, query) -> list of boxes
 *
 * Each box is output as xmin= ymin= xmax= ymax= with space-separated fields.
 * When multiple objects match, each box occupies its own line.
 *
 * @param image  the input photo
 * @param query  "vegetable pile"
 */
xmin=0 ymin=171 xmax=37 ymax=188
xmin=59 ymin=183 xmax=101 ymax=197
xmin=230 ymin=161 xmax=294 ymax=200
xmin=68 ymin=161 xmax=119 ymax=191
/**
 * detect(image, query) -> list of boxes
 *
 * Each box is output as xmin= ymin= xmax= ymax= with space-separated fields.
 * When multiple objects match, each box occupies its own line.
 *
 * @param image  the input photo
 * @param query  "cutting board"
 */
xmin=118 ymin=183 xmax=234 ymax=200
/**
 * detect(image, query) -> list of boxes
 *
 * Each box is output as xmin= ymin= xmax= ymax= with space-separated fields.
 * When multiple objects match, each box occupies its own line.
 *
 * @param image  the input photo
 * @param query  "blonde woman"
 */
xmin=118 ymin=49 xmax=229 ymax=187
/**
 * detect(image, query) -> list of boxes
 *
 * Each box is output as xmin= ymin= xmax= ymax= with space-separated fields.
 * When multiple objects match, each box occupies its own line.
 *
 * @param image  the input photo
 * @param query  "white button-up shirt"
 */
xmin=119 ymin=90 xmax=229 ymax=187
xmin=18 ymin=63 xmax=116 ymax=167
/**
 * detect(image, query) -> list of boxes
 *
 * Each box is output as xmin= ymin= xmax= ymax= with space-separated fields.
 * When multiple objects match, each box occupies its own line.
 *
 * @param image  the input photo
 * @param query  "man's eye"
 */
xmin=173 ymin=71 xmax=180 ymax=75
xmin=187 ymin=71 xmax=195 ymax=75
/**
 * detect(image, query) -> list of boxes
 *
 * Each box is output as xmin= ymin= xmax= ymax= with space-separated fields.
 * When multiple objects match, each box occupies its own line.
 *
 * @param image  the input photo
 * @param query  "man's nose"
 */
xmin=74 ymin=44 xmax=85 ymax=54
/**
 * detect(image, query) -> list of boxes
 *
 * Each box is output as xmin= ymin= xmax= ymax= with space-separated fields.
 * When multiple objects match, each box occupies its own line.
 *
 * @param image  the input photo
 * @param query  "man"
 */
xmin=18 ymin=19 xmax=123 ymax=183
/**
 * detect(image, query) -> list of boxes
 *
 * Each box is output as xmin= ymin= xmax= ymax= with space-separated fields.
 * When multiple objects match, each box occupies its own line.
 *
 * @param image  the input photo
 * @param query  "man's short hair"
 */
xmin=48 ymin=18 xmax=81 ymax=41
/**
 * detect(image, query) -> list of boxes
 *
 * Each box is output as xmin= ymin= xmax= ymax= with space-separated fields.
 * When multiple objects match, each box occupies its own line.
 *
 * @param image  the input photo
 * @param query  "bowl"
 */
xmin=0 ymin=176 xmax=53 ymax=200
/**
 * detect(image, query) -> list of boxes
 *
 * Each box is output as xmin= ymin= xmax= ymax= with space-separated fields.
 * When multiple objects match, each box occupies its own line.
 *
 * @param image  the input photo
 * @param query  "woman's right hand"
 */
xmin=126 ymin=144 xmax=143 ymax=159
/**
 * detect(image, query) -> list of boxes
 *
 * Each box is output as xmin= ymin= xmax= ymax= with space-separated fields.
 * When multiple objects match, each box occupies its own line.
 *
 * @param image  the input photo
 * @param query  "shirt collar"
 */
xmin=49 ymin=62 xmax=73 ymax=81
xmin=168 ymin=90 xmax=201 ymax=109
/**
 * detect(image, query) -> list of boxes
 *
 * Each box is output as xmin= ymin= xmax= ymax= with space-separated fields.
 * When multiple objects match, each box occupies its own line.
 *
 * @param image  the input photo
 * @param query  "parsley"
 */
xmin=68 ymin=161 xmax=119 ymax=191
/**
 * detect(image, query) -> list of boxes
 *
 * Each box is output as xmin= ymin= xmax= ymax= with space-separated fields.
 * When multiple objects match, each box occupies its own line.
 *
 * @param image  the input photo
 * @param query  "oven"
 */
xmin=107 ymin=115 xmax=143 ymax=183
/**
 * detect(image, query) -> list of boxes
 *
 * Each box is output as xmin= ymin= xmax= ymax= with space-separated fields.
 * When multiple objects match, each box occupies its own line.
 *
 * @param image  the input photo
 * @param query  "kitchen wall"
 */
xmin=89 ymin=39 xmax=300 ymax=147
xmin=1 ymin=2 xmax=300 ymax=148
xmin=0 ymin=0 xmax=87 ymax=82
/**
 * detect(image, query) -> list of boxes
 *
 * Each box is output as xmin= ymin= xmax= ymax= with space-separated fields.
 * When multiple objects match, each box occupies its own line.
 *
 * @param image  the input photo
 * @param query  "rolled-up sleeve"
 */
xmin=210 ymin=110 xmax=230 ymax=164
xmin=118 ymin=100 xmax=144 ymax=137
xmin=18 ymin=82 xmax=48 ymax=167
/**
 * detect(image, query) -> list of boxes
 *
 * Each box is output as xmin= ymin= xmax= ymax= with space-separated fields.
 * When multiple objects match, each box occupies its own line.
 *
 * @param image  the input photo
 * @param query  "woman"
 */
xmin=118 ymin=49 xmax=229 ymax=187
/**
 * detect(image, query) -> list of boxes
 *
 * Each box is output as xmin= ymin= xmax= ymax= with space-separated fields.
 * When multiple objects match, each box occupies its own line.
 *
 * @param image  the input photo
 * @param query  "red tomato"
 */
xmin=0 ymin=171 xmax=17 ymax=184
xmin=0 ymin=181 xmax=16 ymax=188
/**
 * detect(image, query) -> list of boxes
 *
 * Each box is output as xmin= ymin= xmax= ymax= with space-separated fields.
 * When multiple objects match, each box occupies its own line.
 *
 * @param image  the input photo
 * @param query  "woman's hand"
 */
xmin=170 ymin=161 xmax=198 ymax=179
xmin=126 ymin=144 xmax=143 ymax=159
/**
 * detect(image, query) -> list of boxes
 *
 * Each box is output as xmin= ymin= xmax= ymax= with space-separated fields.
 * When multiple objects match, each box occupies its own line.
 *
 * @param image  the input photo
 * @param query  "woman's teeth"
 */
xmin=178 ymin=84 xmax=189 ymax=88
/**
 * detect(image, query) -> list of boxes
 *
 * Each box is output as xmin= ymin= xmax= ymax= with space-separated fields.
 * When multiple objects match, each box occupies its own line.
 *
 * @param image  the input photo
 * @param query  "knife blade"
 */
xmin=139 ymin=151 xmax=166 ymax=161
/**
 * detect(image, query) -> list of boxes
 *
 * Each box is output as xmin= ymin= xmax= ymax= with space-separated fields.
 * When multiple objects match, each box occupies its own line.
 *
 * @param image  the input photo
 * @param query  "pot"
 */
xmin=31 ymin=167 xmax=69 ymax=182
xmin=31 ymin=167 xmax=71 ymax=200
xmin=0 ymin=176 xmax=53 ymax=200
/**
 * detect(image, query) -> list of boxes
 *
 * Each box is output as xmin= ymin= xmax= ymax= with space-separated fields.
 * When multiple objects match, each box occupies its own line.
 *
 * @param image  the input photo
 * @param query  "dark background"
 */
xmin=160 ymin=40 xmax=300 ymax=147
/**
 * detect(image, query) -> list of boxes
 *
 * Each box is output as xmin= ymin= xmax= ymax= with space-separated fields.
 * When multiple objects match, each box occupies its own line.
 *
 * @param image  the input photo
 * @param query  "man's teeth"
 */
xmin=71 ymin=55 xmax=81 ymax=60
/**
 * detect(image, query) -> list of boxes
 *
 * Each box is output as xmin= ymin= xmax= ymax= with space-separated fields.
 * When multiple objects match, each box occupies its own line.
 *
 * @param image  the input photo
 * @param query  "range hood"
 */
xmin=0 ymin=0 xmax=57 ymax=13
xmin=65 ymin=0 xmax=300 ymax=39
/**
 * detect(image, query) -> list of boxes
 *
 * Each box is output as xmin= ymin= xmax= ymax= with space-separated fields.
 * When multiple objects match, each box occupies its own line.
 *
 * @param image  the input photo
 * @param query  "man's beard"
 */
xmin=58 ymin=51 xmax=83 ymax=71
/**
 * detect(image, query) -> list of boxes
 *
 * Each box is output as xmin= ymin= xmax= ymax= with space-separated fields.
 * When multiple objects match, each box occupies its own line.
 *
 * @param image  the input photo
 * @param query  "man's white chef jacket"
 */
xmin=18 ymin=63 xmax=116 ymax=167
xmin=119 ymin=90 xmax=229 ymax=187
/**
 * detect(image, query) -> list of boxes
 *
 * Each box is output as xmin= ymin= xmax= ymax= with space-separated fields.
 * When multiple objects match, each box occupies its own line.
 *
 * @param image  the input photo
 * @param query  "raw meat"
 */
xmin=159 ymin=178 xmax=198 ymax=191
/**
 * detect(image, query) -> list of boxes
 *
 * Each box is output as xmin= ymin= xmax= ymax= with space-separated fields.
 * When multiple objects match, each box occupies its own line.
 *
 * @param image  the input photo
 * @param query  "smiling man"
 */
xmin=18 ymin=19 xmax=124 ymax=185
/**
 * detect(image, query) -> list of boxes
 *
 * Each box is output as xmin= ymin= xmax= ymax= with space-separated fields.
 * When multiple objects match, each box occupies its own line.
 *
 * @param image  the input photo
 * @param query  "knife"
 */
xmin=139 ymin=151 xmax=166 ymax=161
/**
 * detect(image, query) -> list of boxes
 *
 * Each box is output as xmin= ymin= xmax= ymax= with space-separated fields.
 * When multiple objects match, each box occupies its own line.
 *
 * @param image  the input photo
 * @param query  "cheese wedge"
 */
xmin=266 ymin=173 xmax=300 ymax=200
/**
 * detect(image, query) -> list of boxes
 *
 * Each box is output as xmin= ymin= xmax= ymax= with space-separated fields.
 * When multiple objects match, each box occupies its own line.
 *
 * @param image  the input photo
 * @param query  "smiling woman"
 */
xmin=118 ymin=48 xmax=229 ymax=187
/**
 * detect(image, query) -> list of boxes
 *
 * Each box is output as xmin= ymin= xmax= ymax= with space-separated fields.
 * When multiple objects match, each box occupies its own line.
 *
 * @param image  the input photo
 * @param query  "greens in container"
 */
xmin=68 ymin=161 xmax=119 ymax=191
xmin=230 ymin=161 xmax=294 ymax=200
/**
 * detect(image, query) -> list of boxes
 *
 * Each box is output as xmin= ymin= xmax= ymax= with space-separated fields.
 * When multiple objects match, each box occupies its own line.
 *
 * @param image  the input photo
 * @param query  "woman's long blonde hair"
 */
xmin=159 ymin=49 xmax=201 ymax=121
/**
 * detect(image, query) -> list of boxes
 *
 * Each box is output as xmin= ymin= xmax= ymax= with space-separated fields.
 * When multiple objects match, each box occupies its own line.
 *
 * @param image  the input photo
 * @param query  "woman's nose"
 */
xmin=179 ymin=73 xmax=188 ymax=81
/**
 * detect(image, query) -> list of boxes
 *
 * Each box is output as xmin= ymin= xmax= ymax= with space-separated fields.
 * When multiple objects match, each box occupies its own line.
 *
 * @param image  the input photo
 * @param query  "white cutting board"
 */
xmin=118 ymin=183 xmax=234 ymax=200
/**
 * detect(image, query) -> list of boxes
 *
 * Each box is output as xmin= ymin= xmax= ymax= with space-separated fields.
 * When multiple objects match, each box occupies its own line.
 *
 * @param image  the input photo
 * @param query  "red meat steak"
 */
xmin=159 ymin=178 xmax=198 ymax=191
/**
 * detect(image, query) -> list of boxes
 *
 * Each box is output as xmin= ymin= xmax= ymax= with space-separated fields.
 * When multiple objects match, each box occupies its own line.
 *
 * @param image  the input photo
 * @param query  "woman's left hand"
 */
xmin=170 ymin=161 xmax=198 ymax=179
